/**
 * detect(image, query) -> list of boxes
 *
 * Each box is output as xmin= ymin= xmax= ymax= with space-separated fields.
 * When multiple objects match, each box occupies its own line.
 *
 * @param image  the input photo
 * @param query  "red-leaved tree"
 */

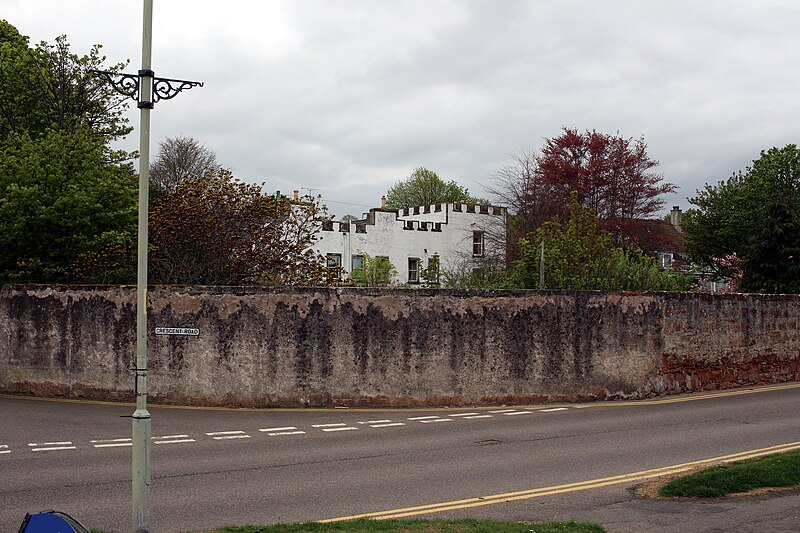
xmin=537 ymin=128 xmax=676 ymax=221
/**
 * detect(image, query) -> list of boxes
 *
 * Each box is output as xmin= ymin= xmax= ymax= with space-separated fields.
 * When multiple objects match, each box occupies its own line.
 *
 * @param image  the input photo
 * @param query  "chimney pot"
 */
xmin=381 ymin=195 xmax=387 ymax=209
xmin=670 ymin=206 xmax=682 ymax=231
xmin=293 ymin=190 xmax=299 ymax=201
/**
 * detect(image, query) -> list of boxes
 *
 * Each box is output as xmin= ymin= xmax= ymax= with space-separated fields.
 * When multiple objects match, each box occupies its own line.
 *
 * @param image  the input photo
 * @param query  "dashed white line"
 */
xmin=463 ymin=415 xmax=493 ymax=419
xmin=259 ymin=426 xmax=298 ymax=432
xmin=92 ymin=438 xmax=133 ymax=448
xmin=420 ymin=418 xmax=453 ymax=424
xmin=152 ymin=435 xmax=195 ymax=445
xmin=0 ymin=444 xmax=10 ymax=454
xmin=408 ymin=416 xmax=440 ymax=421
xmin=489 ymin=409 xmax=518 ymax=413
xmin=503 ymin=411 xmax=534 ymax=416
xmin=322 ymin=427 xmax=358 ymax=432
xmin=539 ymin=408 xmax=569 ymax=412
xmin=312 ymin=423 xmax=347 ymax=428
xmin=358 ymin=419 xmax=392 ymax=424
xmin=448 ymin=412 xmax=480 ymax=417
xmin=370 ymin=422 xmax=406 ymax=428
xmin=29 ymin=441 xmax=76 ymax=452
xmin=206 ymin=430 xmax=251 ymax=440
xmin=266 ymin=431 xmax=306 ymax=436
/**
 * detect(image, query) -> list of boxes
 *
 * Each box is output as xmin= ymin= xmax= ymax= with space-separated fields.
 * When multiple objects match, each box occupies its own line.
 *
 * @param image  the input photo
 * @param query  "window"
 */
xmin=351 ymin=255 xmax=364 ymax=273
xmin=408 ymin=258 xmax=420 ymax=283
xmin=472 ymin=231 xmax=485 ymax=257
xmin=326 ymin=253 xmax=342 ymax=270
xmin=659 ymin=252 xmax=674 ymax=269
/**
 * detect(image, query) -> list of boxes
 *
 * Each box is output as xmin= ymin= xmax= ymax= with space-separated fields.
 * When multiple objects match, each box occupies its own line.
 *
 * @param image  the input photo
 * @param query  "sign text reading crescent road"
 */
xmin=155 ymin=327 xmax=200 ymax=336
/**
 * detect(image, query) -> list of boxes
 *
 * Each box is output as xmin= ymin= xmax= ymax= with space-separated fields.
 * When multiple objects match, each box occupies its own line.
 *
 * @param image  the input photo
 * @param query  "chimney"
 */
xmin=670 ymin=206 xmax=682 ymax=232
xmin=293 ymin=190 xmax=299 ymax=201
xmin=381 ymin=195 xmax=387 ymax=209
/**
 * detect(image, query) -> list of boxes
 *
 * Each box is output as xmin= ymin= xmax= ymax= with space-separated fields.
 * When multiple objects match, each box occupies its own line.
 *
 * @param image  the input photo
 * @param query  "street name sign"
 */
xmin=155 ymin=327 xmax=199 ymax=336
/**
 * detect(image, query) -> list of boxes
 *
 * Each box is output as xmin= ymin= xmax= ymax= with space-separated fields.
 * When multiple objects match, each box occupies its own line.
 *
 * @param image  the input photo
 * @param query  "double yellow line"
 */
xmin=322 ymin=440 xmax=800 ymax=522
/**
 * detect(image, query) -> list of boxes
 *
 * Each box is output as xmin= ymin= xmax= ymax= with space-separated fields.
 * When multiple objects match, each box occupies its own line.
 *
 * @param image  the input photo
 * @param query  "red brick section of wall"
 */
xmin=649 ymin=292 xmax=800 ymax=394
xmin=1 ymin=285 xmax=799 ymax=407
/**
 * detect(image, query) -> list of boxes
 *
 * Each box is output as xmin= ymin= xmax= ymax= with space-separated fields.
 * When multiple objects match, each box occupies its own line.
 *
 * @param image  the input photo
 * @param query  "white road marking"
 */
xmin=358 ymin=419 xmax=392 ymax=424
xmin=420 ymin=418 xmax=453 ymax=423
xmin=90 ymin=438 xmax=132 ymax=443
xmin=448 ymin=413 xmax=480 ymax=417
xmin=206 ymin=430 xmax=247 ymax=436
xmin=370 ymin=422 xmax=406 ymax=428
xmin=539 ymin=408 xmax=569 ymax=412
xmin=464 ymin=415 xmax=493 ymax=419
xmin=322 ymin=427 xmax=358 ymax=432
xmin=259 ymin=426 xmax=298 ymax=432
xmin=408 ymin=416 xmax=440 ymax=420
xmin=94 ymin=442 xmax=133 ymax=448
xmin=28 ymin=441 xmax=77 ymax=452
xmin=0 ymin=444 xmax=10 ymax=454
xmin=212 ymin=435 xmax=251 ymax=440
xmin=312 ymin=423 xmax=347 ymax=428
xmin=489 ymin=409 xmax=517 ymax=413
xmin=267 ymin=431 xmax=306 ymax=436
xmin=503 ymin=411 xmax=534 ymax=416
xmin=152 ymin=435 xmax=195 ymax=445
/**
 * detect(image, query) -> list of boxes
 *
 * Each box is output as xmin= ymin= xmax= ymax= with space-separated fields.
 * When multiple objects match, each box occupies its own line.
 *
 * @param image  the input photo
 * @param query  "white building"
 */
xmin=313 ymin=200 xmax=507 ymax=285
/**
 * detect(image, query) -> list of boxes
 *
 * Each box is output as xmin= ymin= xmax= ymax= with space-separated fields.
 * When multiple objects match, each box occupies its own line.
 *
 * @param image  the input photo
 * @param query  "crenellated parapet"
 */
xmin=399 ymin=202 xmax=506 ymax=217
xmin=319 ymin=201 xmax=506 ymax=235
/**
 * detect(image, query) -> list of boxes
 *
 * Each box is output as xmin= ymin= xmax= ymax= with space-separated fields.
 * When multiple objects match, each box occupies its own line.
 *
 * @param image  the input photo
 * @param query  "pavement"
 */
xmin=430 ymin=478 xmax=800 ymax=532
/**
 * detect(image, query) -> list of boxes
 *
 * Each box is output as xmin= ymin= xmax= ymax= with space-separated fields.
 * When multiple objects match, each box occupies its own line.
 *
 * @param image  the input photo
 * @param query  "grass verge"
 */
xmin=659 ymin=449 xmax=800 ymax=498
xmin=210 ymin=518 xmax=605 ymax=532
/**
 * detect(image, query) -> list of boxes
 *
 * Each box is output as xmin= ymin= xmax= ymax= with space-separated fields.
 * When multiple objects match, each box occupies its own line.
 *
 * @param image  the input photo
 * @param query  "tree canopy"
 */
xmin=385 ymin=167 xmax=473 ymax=209
xmin=684 ymin=144 xmax=800 ymax=292
xmin=514 ymin=194 xmax=691 ymax=291
xmin=0 ymin=21 xmax=137 ymax=283
xmin=490 ymin=129 xmax=676 ymax=251
xmin=76 ymin=170 xmax=334 ymax=286
xmin=149 ymin=135 xmax=219 ymax=197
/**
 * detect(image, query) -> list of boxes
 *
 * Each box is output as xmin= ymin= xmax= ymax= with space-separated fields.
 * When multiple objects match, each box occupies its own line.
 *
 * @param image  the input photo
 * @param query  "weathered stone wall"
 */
xmin=1 ymin=285 xmax=799 ymax=406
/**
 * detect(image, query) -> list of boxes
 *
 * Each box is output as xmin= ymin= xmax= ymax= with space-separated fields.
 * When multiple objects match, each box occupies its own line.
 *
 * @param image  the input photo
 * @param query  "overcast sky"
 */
xmin=4 ymin=0 xmax=799 ymax=217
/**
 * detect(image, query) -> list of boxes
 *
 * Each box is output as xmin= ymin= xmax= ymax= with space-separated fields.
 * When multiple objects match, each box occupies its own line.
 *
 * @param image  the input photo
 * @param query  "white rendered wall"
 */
xmin=312 ymin=203 xmax=506 ymax=284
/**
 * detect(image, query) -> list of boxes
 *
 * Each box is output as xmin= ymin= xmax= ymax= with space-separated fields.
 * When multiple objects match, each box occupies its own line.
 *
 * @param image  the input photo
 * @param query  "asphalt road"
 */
xmin=1 ymin=384 xmax=799 ymax=532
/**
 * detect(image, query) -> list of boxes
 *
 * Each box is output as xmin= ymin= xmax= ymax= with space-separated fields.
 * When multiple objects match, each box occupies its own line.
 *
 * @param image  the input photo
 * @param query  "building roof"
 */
xmin=611 ymin=219 xmax=686 ymax=254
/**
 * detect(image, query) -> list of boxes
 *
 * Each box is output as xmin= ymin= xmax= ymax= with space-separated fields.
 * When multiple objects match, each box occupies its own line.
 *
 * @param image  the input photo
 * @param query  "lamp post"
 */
xmin=90 ymin=2 xmax=202 ymax=531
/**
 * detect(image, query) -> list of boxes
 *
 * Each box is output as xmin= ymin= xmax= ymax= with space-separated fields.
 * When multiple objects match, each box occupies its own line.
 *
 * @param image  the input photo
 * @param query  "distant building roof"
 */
xmin=615 ymin=219 xmax=686 ymax=254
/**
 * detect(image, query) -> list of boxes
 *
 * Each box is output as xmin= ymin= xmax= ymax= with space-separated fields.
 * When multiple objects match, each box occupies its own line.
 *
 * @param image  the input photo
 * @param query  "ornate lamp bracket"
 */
xmin=89 ymin=68 xmax=203 ymax=109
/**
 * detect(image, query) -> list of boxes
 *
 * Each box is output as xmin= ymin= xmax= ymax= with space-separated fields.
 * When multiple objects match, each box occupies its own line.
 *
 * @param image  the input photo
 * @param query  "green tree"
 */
xmin=739 ymin=198 xmax=800 ymax=293
xmin=514 ymin=194 xmax=691 ymax=291
xmin=385 ymin=167 xmax=473 ymax=209
xmin=350 ymin=254 xmax=397 ymax=287
xmin=684 ymin=144 xmax=800 ymax=285
xmin=0 ymin=21 xmax=136 ymax=282
xmin=0 ymin=127 xmax=137 ymax=282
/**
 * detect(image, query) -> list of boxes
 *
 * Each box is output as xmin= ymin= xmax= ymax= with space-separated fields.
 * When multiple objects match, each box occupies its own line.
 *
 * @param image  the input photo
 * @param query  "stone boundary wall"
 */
xmin=1 ymin=285 xmax=799 ymax=407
